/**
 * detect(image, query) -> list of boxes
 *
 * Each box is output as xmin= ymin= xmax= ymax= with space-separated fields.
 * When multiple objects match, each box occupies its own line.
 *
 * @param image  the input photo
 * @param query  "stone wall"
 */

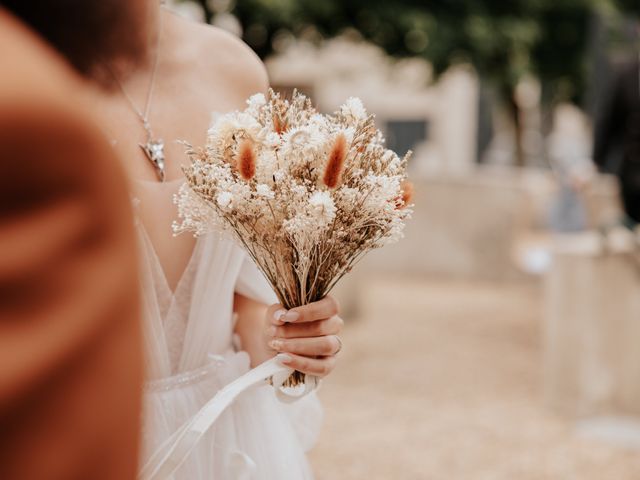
xmin=356 ymin=166 xmax=620 ymax=280
xmin=333 ymin=166 xmax=622 ymax=317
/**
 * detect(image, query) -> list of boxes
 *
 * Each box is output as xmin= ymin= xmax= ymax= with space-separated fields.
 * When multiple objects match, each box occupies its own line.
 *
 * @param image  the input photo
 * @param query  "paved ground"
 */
xmin=309 ymin=278 xmax=640 ymax=479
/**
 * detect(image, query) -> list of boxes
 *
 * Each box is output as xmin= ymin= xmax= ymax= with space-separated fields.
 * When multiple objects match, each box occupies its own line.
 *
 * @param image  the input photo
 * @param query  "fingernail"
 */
xmin=267 ymin=326 xmax=277 ymax=337
xmin=276 ymin=353 xmax=292 ymax=365
xmin=273 ymin=309 xmax=287 ymax=322
xmin=283 ymin=311 xmax=300 ymax=323
xmin=269 ymin=339 xmax=283 ymax=350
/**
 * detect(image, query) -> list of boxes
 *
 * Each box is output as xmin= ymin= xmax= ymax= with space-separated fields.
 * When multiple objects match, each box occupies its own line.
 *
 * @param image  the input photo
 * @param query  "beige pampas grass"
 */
xmin=323 ymin=133 xmax=347 ymax=188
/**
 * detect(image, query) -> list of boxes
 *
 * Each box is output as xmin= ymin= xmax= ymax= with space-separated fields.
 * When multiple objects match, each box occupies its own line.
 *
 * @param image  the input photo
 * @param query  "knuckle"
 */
xmin=327 ymin=357 xmax=337 ymax=371
xmin=312 ymin=321 xmax=328 ymax=336
xmin=292 ymin=306 xmax=308 ymax=322
xmin=279 ymin=326 xmax=294 ymax=338
xmin=325 ymin=295 xmax=340 ymax=316
xmin=324 ymin=336 xmax=338 ymax=354
xmin=327 ymin=316 xmax=343 ymax=333
xmin=267 ymin=303 xmax=283 ymax=316
xmin=297 ymin=357 xmax=310 ymax=372
xmin=269 ymin=305 xmax=286 ymax=324
xmin=318 ymin=362 xmax=332 ymax=377
xmin=284 ymin=339 xmax=298 ymax=351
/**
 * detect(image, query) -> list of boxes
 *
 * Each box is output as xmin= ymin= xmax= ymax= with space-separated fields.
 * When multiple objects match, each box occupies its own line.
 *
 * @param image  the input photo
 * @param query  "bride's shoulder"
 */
xmin=173 ymin=15 xmax=268 ymax=97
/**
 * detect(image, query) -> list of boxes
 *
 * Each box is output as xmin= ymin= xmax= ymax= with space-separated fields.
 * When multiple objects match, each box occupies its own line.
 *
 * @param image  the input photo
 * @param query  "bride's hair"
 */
xmin=2 ymin=0 xmax=150 ymax=87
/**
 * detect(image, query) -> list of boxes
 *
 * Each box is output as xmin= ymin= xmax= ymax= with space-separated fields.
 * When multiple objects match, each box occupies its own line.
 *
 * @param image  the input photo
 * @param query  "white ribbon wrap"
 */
xmin=139 ymin=358 xmax=317 ymax=480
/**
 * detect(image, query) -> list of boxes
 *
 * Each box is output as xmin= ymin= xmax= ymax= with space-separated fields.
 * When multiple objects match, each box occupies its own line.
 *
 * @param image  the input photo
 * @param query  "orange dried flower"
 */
xmin=236 ymin=139 xmax=256 ymax=180
xmin=273 ymin=114 xmax=288 ymax=135
xmin=398 ymin=180 xmax=414 ymax=209
xmin=323 ymin=133 xmax=348 ymax=189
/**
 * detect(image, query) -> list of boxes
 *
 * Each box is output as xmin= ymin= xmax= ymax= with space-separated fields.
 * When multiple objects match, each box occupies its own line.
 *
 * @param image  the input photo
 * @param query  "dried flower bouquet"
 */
xmin=174 ymin=89 xmax=412 ymax=386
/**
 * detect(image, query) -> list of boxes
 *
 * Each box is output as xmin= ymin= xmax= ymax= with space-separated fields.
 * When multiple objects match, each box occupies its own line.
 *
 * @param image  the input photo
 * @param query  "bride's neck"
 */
xmin=125 ymin=4 xmax=176 ymax=77
xmin=146 ymin=2 xmax=163 ymax=52
xmin=111 ymin=3 xmax=186 ymax=90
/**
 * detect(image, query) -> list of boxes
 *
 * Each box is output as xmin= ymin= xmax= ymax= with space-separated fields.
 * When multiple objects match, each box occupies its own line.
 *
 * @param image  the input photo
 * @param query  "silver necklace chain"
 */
xmin=111 ymin=10 xmax=166 ymax=182
xmin=116 ymin=49 xmax=160 ymax=141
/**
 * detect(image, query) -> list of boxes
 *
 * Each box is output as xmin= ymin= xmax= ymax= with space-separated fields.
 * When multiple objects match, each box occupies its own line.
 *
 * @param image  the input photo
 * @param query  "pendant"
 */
xmin=140 ymin=138 xmax=166 ymax=182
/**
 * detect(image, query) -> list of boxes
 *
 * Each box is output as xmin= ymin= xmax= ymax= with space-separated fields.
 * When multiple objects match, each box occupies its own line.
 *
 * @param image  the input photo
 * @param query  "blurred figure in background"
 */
xmin=0 ymin=2 xmax=148 ymax=479
xmin=593 ymin=45 xmax=640 ymax=226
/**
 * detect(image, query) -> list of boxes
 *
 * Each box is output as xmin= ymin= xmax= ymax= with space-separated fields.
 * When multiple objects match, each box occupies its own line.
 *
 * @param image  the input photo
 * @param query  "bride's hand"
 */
xmin=265 ymin=296 xmax=343 ymax=377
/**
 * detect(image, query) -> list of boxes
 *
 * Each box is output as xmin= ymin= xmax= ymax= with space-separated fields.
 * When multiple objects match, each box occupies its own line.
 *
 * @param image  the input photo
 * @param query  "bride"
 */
xmin=95 ymin=2 xmax=344 ymax=478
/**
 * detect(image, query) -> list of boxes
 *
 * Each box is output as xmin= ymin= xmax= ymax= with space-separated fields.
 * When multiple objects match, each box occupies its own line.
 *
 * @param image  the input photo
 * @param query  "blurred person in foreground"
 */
xmin=0 ymin=2 xmax=150 ymax=479
xmin=593 ymin=47 xmax=640 ymax=226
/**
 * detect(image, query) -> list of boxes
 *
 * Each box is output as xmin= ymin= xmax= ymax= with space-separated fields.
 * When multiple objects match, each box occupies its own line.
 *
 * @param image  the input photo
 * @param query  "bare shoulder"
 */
xmin=195 ymin=24 xmax=269 ymax=98
xmin=171 ymin=14 xmax=269 ymax=101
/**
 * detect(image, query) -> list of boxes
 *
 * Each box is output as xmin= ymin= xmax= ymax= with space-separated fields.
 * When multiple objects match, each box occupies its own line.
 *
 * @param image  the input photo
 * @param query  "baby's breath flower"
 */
xmin=273 ymin=169 xmax=287 ymax=183
xmin=256 ymin=184 xmax=274 ymax=199
xmin=216 ymin=191 xmax=233 ymax=210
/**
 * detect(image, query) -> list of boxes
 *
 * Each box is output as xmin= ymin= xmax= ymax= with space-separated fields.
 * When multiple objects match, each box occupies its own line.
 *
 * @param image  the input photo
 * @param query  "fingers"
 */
xmin=266 ymin=303 xmax=286 ymax=325
xmin=267 ymin=295 xmax=340 ymax=325
xmin=277 ymin=353 xmax=337 ymax=377
xmin=269 ymin=334 xmax=341 ymax=357
xmin=270 ymin=315 xmax=344 ymax=339
xmin=264 ymin=297 xmax=343 ymax=379
xmin=288 ymin=295 xmax=340 ymax=323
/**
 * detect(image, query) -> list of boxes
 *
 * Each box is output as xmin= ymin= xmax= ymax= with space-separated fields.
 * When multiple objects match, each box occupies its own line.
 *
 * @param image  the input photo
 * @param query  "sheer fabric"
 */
xmin=132 ymin=179 xmax=322 ymax=479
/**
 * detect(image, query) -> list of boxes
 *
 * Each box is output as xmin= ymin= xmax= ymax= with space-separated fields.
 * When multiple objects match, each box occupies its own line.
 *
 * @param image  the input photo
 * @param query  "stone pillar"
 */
xmin=543 ymin=232 xmax=640 ymax=417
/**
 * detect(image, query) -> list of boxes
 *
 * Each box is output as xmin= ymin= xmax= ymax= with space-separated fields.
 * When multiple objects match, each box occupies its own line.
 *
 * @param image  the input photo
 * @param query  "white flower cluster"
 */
xmin=175 ymin=89 xmax=412 ymax=309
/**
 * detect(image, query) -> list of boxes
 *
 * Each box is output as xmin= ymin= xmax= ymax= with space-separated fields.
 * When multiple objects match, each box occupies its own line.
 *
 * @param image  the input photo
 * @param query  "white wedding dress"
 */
xmin=132 ymin=178 xmax=322 ymax=479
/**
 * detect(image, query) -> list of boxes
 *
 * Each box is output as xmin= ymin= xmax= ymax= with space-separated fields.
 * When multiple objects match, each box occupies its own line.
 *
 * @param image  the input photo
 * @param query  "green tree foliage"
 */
xmin=195 ymin=1 xmax=620 ymax=104
xmin=613 ymin=0 xmax=640 ymax=15
xmin=190 ymin=0 xmax=637 ymax=164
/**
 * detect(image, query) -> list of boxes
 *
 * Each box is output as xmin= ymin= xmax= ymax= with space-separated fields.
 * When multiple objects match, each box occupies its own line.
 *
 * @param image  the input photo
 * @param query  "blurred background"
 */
xmin=171 ymin=1 xmax=640 ymax=478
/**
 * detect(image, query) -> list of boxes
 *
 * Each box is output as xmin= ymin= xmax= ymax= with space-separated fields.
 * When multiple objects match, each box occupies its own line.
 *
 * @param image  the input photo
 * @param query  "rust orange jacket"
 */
xmin=0 ymin=9 xmax=142 ymax=480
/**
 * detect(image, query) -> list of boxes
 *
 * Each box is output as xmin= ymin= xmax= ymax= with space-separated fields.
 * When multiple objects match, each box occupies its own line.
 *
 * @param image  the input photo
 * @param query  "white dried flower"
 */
xmin=308 ymin=190 xmax=336 ymax=224
xmin=263 ymin=132 xmax=282 ymax=148
xmin=341 ymin=97 xmax=367 ymax=120
xmin=281 ymin=125 xmax=327 ymax=161
xmin=334 ymin=126 xmax=355 ymax=146
xmin=208 ymin=112 xmax=263 ymax=151
xmin=273 ymin=169 xmax=287 ymax=183
xmin=309 ymin=113 xmax=329 ymax=128
xmin=247 ymin=93 xmax=266 ymax=109
xmin=216 ymin=191 xmax=233 ymax=210
xmin=256 ymin=184 xmax=274 ymax=199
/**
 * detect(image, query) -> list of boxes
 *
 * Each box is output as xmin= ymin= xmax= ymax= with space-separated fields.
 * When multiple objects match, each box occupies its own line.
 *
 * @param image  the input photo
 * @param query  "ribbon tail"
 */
xmin=139 ymin=357 xmax=317 ymax=479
